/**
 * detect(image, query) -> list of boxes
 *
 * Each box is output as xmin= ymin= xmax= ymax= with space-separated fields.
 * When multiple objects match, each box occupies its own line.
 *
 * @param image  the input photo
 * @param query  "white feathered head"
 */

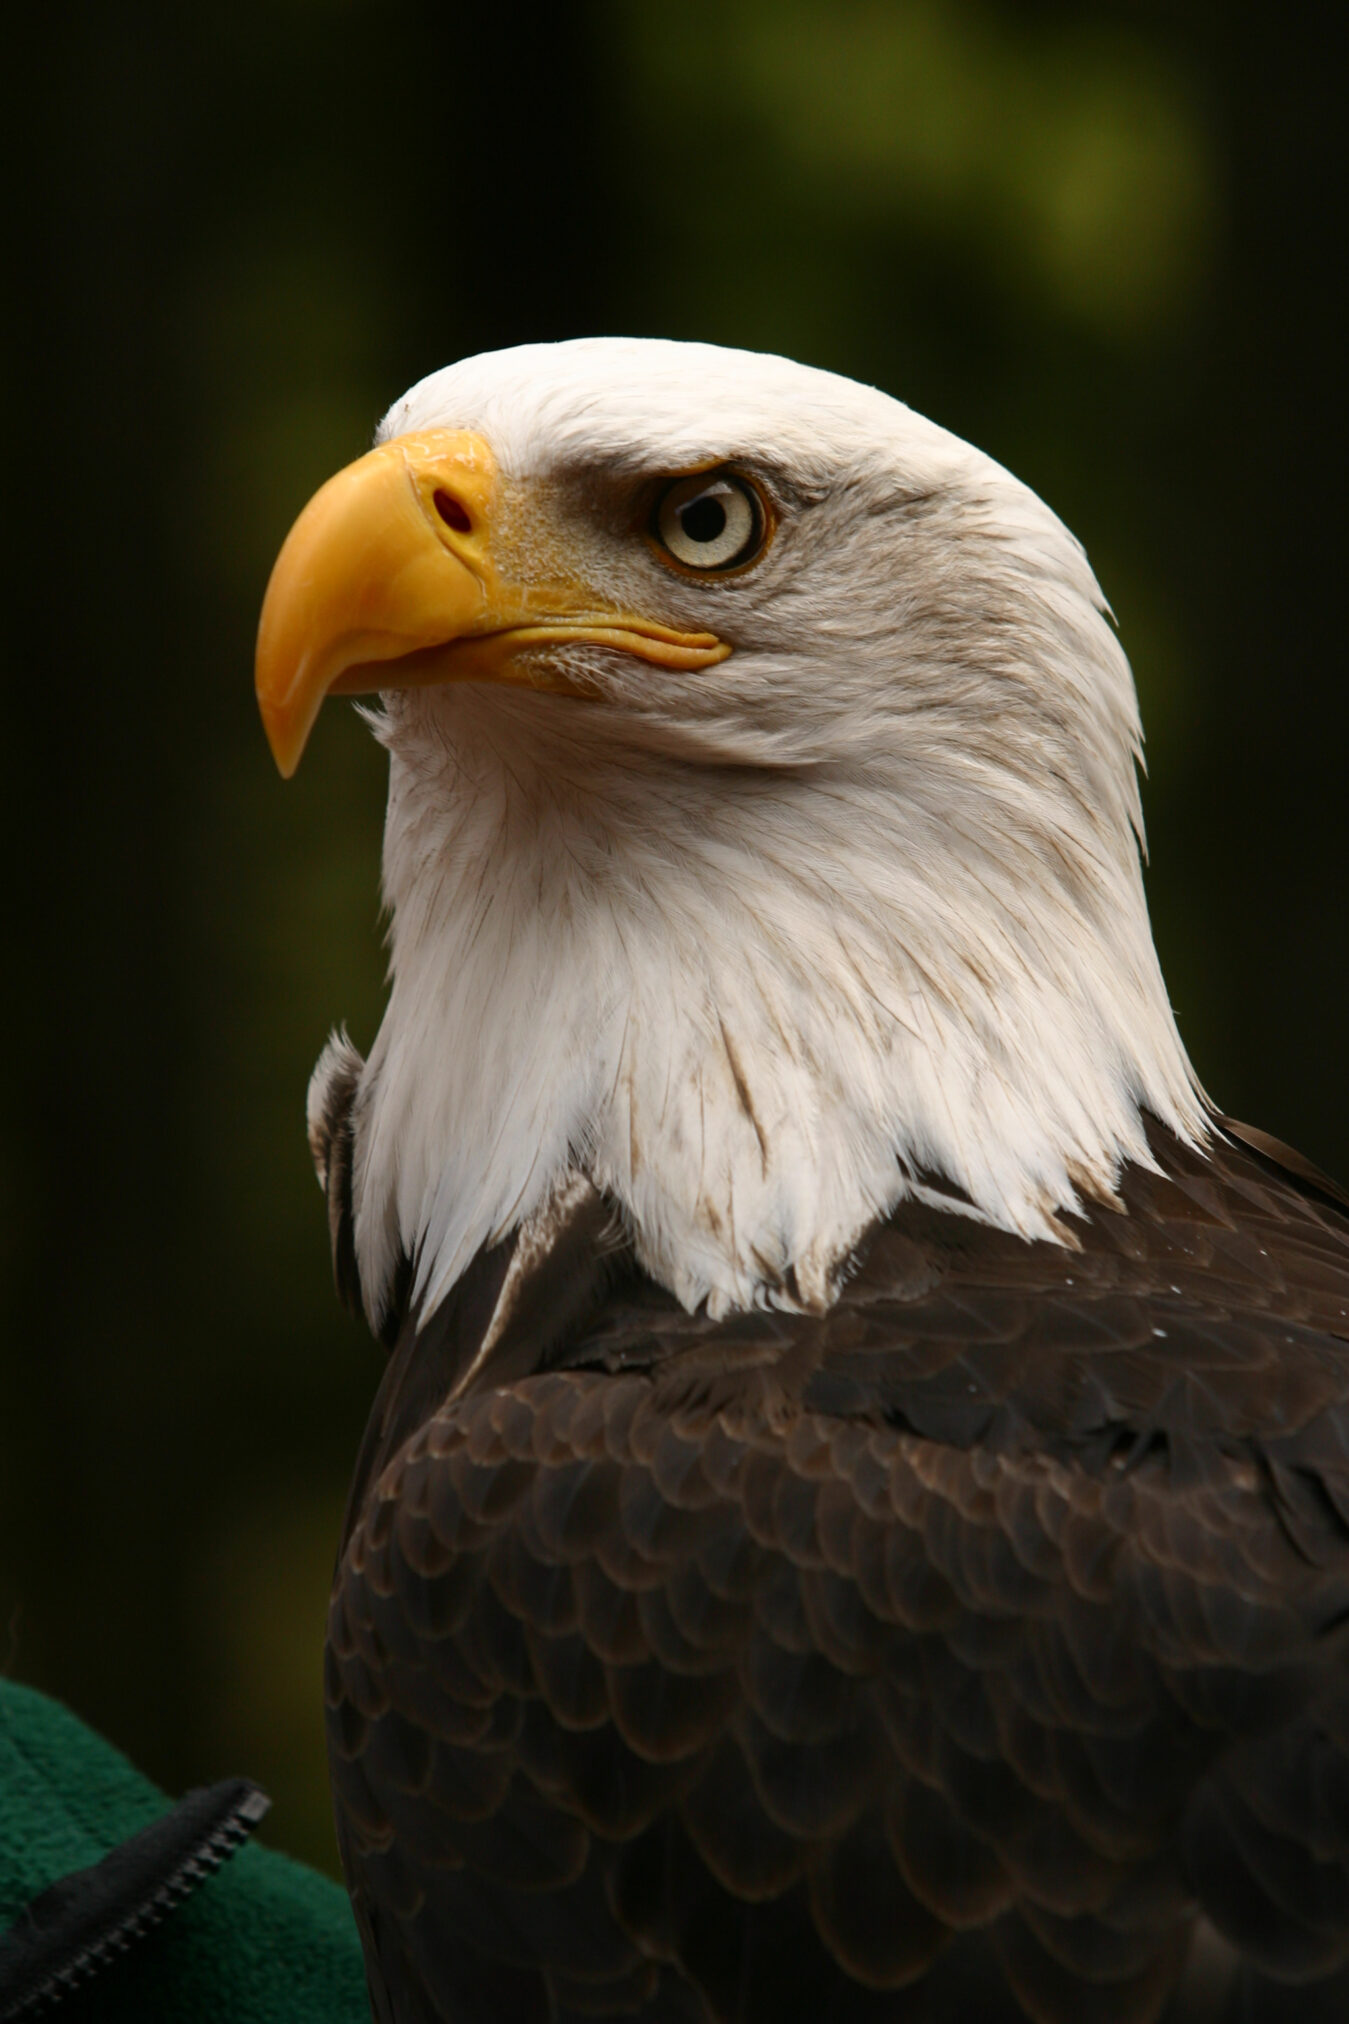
xmin=258 ymin=339 xmax=1205 ymax=1329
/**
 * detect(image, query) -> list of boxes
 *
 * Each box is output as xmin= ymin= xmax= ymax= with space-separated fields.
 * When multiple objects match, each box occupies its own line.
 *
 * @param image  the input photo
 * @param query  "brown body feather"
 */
xmin=324 ymin=1117 xmax=1349 ymax=2023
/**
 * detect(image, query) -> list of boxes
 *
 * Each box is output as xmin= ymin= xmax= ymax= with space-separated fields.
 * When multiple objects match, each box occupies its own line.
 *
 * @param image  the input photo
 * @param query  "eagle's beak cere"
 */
xmin=255 ymin=429 xmax=730 ymax=776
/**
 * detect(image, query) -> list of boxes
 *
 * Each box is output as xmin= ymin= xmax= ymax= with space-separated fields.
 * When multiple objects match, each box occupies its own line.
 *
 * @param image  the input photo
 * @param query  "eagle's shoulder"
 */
xmin=542 ymin=1117 xmax=1349 ymax=1470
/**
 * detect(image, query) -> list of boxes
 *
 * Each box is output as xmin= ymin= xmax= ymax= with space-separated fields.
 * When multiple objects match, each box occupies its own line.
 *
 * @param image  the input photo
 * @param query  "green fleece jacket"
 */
xmin=0 ymin=1678 xmax=368 ymax=2020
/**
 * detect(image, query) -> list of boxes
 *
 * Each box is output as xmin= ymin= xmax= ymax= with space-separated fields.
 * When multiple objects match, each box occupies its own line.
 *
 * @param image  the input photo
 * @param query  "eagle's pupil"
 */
xmin=681 ymin=496 xmax=727 ymax=545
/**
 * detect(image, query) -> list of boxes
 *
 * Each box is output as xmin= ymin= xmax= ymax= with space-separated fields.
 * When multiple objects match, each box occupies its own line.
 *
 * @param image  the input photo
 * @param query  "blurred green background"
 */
xmin=2 ymin=1 xmax=1344 ymax=1875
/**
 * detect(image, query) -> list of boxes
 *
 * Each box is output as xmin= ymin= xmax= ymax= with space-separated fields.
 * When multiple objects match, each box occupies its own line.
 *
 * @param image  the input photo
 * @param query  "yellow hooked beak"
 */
xmin=255 ymin=429 xmax=730 ymax=776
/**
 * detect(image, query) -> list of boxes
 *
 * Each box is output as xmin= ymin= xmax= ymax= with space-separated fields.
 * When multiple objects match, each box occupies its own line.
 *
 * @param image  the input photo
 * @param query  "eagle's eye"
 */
xmin=654 ymin=472 xmax=763 ymax=571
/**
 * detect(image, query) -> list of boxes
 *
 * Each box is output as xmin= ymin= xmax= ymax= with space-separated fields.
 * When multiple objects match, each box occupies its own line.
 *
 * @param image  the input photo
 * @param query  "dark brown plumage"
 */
xmin=318 ymin=1110 xmax=1349 ymax=2023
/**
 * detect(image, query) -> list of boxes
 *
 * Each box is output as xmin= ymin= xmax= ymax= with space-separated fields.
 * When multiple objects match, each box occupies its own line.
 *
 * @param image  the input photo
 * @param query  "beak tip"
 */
xmin=256 ymin=689 xmax=305 ymax=779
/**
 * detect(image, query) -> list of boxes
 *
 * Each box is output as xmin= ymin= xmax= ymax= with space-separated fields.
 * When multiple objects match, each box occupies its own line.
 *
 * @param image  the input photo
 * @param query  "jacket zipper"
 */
xmin=0 ymin=1778 xmax=270 ymax=2017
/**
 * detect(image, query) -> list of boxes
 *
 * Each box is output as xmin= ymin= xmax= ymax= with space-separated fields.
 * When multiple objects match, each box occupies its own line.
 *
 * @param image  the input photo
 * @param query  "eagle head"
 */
xmin=257 ymin=339 xmax=1204 ymax=1334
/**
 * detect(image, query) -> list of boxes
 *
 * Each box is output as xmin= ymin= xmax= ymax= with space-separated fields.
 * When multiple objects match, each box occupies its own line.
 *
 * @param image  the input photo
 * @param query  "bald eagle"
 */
xmin=257 ymin=341 xmax=1349 ymax=2024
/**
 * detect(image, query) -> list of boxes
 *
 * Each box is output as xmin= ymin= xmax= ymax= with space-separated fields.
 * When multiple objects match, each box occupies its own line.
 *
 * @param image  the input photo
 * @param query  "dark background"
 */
xmin=2 ymin=1 xmax=1344 ymax=1873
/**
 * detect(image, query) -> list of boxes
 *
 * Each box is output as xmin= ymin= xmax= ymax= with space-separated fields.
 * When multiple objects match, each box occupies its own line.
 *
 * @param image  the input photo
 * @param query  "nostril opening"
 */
xmin=433 ymin=489 xmax=471 ymax=535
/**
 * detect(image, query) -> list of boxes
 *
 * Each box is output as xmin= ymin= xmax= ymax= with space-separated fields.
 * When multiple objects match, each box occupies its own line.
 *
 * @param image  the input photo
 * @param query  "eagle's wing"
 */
xmin=325 ymin=1122 xmax=1349 ymax=2024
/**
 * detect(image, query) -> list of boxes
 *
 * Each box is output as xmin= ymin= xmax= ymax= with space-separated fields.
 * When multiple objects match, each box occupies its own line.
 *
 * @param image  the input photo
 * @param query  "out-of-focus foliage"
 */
xmin=1 ymin=0 xmax=1343 ymax=1877
xmin=626 ymin=0 xmax=1214 ymax=334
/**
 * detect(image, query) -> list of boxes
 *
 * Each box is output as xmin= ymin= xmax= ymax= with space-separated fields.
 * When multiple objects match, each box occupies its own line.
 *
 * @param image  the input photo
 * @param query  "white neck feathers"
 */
xmin=348 ymin=673 xmax=1203 ymax=1330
